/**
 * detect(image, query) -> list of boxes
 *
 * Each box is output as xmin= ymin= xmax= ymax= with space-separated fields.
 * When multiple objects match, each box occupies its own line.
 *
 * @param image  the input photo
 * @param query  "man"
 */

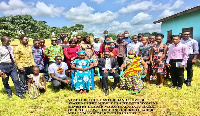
xmin=123 ymin=31 xmax=132 ymax=44
xmin=97 ymin=51 xmax=120 ymax=96
xmin=48 ymin=56 xmax=71 ymax=89
xmin=115 ymin=34 xmax=128 ymax=67
xmin=99 ymin=30 xmax=113 ymax=44
xmin=32 ymin=40 xmax=44 ymax=73
xmin=166 ymin=35 xmax=189 ymax=89
xmin=44 ymin=37 xmax=64 ymax=63
xmin=0 ymin=36 xmax=25 ymax=99
xmin=127 ymin=35 xmax=142 ymax=56
xmin=14 ymin=36 xmax=35 ymax=94
xmin=138 ymin=33 xmax=144 ymax=42
xmin=40 ymin=39 xmax=49 ymax=80
xmin=57 ymin=32 xmax=66 ymax=44
xmin=180 ymin=31 xmax=199 ymax=86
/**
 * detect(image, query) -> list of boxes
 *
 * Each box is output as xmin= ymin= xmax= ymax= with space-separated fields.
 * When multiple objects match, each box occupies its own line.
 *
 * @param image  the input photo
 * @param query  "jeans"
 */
xmin=0 ymin=63 xmax=22 ymax=95
xmin=43 ymin=61 xmax=49 ymax=80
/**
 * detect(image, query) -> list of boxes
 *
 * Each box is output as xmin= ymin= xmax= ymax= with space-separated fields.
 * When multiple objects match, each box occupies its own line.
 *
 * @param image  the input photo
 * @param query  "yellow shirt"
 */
xmin=14 ymin=44 xmax=35 ymax=69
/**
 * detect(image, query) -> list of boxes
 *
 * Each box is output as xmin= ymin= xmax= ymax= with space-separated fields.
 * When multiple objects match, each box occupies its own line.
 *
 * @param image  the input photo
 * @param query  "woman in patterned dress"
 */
xmin=80 ymin=36 xmax=98 ymax=66
xmin=120 ymin=50 xmax=148 ymax=93
xmin=150 ymin=33 xmax=168 ymax=87
xmin=71 ymin=50 xmax=94 ymax=94
xmin=28 ymin=66 xmax=46 ymax=99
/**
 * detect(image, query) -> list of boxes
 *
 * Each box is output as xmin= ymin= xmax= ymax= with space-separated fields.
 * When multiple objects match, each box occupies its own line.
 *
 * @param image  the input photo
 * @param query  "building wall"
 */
xmin=161 ymin=10 xmax=200 ymax=46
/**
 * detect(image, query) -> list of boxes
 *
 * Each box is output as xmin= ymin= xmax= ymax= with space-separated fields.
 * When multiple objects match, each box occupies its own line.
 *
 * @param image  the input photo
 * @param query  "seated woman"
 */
xmin=120 ymin=50 xmax=148 ymax=93
xmin=71 ymin=50 xmax=94 ymax=94
xmin=28 ymin=66 xmax=46 ymax=99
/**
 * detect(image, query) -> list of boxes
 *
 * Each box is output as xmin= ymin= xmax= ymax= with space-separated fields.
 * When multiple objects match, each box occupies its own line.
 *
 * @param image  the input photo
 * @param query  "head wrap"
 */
xmin=128 ymin=50 xmax=136 ymax=54
xmin=76 ymin=50 xmax=87 ymax=56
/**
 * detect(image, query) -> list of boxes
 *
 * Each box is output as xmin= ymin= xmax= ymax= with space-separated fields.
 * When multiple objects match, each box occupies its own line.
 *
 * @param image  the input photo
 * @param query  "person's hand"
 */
xmin=166 ymin=63 xmax=171 ymax=69
xmin=143 ymin=69 xmax=147 ymax=74
xmin=192 ymin=59 xmax=196 ymax=64
xmin=83 ymin=68 xmax=88 ymax=71
xmin=78 ymin=68 xmax=84 ymax=71
xmin=178 ymin=64 xmax=184 ymax=68
xmin=157 ymin=59 xmax=161 ymax=64
xmin=104 ymin=69 xmax=108 ymax=73
xmin=0 ymin=71 xmax=3 ymax=75
xmin=120 ymin=67 xmax=123 ymax=71
xmin=62 ymin=80 xmax=70 ymax=85
xmin=111 ymin=69 xmax=116 ymax=73
xmin=19 ymin=68 xmax=25 ymax=72
xmin=71 ymin=57 xmax=76 ymax=61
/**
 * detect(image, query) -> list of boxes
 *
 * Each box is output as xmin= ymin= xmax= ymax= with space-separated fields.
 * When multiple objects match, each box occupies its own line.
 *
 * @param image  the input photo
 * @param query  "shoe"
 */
xmin=171 ymin=85 xmax=176 ymax=88
xmin=18 ymin=95 xmax=26 ymax=99
xmin=133 ymin=90 xmax=140 ymax=94
xmin=83 ymin=90 xmax=87 ymax=93
xmin=110 ymin=87 xmax=115 ymax=92
xmin=176 ymin=87 xmax=182 ymax=90
xmin=186 ymin=82 xmax=191 ymax=86
xmin=8 ymin=95 xmax=12 ymax=98
xmin=105 ymin=90 xmax=109 ymax=96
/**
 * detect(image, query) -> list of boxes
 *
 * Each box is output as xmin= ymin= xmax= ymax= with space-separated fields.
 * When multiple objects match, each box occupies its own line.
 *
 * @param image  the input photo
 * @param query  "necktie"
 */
xmin=6 ymin=46 xmax=14 ymax=63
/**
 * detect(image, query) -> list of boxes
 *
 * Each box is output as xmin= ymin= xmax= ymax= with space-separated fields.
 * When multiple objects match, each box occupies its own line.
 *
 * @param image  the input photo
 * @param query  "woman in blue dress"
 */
xmin=71 ymin=50 xmax=94 ymax=94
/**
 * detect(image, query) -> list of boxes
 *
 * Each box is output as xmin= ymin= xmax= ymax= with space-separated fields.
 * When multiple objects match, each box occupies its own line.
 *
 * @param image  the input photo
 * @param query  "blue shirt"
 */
xmin=123 ymin=37 xmax=132 ymax=44
xmin=180 ymin=38 xmax=199 ymax=55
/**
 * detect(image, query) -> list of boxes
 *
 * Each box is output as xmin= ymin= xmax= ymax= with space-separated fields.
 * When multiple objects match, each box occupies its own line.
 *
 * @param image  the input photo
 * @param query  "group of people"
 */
xmin=0 ymin=30 xmax=199 ymax=98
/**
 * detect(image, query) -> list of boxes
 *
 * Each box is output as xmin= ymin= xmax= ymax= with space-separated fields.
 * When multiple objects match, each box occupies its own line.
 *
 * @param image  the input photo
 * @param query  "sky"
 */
xmin=0 ymin=0 xmax=199 ymax=37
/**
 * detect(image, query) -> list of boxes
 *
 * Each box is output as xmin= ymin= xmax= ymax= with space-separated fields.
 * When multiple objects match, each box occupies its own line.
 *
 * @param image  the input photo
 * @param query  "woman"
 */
xmin=120 ymin=50 xmax=148 ymax=93
xmin=99 ymin=36 xmax=112 ymax=58
xmin=64 ymin=39 xmax=79 ymax=70
xmin=80 ymin=36 xmax=98 ymax=66
xmin=58 ymin=36 xmax=69 ymax=48
xmin=150 ymin=33 xmax=168 ymax=87
xmin=71 ymin=50 xmax=94 ymax=94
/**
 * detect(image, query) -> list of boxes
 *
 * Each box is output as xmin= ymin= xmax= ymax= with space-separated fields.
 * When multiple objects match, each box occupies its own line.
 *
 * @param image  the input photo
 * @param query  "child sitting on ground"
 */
xmin=28 ymin=66 xmax=46 ymax=99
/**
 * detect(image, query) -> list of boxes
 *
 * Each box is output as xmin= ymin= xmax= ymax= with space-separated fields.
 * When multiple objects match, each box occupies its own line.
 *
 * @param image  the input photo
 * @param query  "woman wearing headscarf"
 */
xmin=120 ymin=50 xmax=148 ymax=93
xmin=71 ymin=50 xmax=94 ymax=94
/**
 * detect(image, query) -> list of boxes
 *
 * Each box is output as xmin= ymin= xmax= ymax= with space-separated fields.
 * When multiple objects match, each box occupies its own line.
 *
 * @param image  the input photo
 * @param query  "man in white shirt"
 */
xmin=127 ymin=35 xmax=142 ymax=56
xmin=48 ymin=56 xmax=71 ymax=89
xmin=97 ymin=51 xmax=120 ymax=96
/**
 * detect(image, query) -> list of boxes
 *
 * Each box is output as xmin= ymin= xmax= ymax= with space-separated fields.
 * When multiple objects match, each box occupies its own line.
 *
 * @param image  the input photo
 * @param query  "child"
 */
xmin=106 ymin=42 xmax=118 ymax=59
xmin=28 ymin=66 xmax=46 ymax=99
xmin=64 ymin=39 xmax=79 ymax=70
xmin=99 ymin=36 xmax=112 ymax=58
xmin=92 ymin=37 xmax=101 ymax=58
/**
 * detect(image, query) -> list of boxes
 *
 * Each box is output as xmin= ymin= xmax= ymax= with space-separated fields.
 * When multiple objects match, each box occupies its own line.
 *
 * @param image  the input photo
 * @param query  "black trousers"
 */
xmin=186 ymin=54 xmax=194 ymax=83
xmin=18 ymin=66 xmax=33 ymax=94
xmin=0 ymin=63 xmax=22 ymax=96
xmin=117 ymin=57 xmax=124 ymax=67
xmin=169 ymin=61 xmax=184 ymax=87
xmin=101 ymin=70 xmax=120 ymax=90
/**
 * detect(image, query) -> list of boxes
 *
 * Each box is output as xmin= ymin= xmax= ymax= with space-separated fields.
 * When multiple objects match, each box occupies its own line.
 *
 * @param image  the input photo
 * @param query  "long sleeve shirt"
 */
xmin=180 ymin=38 xmax=199 ymax=55
xmin=44 ymin=45 xmax=64 ymax=62
xmin=166 ymin=42 xmax=189 ymax=65
xmin=0 ymin=45 xmax=15 ymax=63
xmin=14 ymin=44 xmax=35 ymax=69
xmin=115 ymin=40 xmax=128 ymax=57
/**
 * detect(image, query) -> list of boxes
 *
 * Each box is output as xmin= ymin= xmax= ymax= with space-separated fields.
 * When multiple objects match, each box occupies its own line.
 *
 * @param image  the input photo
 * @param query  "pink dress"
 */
xmin=64 ymin=46 xmax=79 ymax=69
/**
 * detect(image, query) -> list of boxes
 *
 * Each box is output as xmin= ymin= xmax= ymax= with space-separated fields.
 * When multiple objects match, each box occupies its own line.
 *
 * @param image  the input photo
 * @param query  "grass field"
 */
xmin=0 ymin=65 xmax=200 ymax=116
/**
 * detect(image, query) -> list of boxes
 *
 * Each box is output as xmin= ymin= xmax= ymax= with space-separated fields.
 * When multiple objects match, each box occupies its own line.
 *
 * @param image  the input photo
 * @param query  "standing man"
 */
xmin=32 ymin=40 xmax=44 ymax=73
xmin=0 ymin=36 xmax=25 ymax=99
xmin=97 ymin=51 xmax=120 ymax=96
xmin=127 ymin=35 xmax=142 ymax=56
xmin=99 ymin=30 xmax=113 ymax=44
xmin=123 ymin=31 xmax=132 ymax=44
xmin=115 ymin=34 xmax=128 ymax=67
xmin=166 ymin=35 xmax=189 ymax=89
xmin=181 ymin=31 xmax=199 ymax=86
xmin=44 ymin=37 xmax=64 ymax=63
xmin=14 ymin=36 xmax=35 ymax=94
xmin=57 ymin=32 xmax=66 ymax=44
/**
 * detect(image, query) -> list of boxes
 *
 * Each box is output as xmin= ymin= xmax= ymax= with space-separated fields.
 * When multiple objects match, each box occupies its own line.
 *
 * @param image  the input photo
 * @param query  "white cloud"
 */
xmin=108 ymin=21 xmax=132 ymax=33
xmin=115 ymin=0 xmax=127 ymax=4
xmin=159 ymin=10 xmax=174 ymax=18
xmin=138 ymin=23 xmax=161 ymax=33
xmin=91 ymin=0 xmax=104 ymax=4
xmin=169 ymin=0 xmax=184 ymax=10
xmin=0 ymin=0 xmax=64 ymax=17
xmin=64 ymin=2 xmax=118 ymax=24
xmin=130 ymin=12 xmax=152 ymax=25
xmin=118 ymin=1 xmax=153 ymax=14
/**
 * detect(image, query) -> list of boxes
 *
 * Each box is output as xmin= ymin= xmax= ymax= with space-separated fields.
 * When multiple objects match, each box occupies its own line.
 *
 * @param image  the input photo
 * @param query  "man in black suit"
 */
xmin=97 ymin=51 xmax=120 ymax=96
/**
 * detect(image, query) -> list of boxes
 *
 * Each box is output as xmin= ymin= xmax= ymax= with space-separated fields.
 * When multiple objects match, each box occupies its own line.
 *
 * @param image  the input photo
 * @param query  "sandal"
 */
xmin=133 ymin=90 xmax=140 ymax=94
xmin=79 ymin=90 xmax=83 ymax=94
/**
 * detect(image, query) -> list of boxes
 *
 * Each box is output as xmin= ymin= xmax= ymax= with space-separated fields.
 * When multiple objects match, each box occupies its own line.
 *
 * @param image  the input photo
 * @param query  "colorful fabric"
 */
xmin=28 ymin=73 xmax=45 ymax=99
xmin=77 ymin=50 xmax=87 ymax=56
xmin=44 ymin=45 xmax=64 ymax=62
xmin=42 ymin=45 xmax=49 ymax=62
xmin=115 ymin=40 xmax=128 ymax=57
xmin=63 ymin=46 xmax=79 ymax=69
xmin=31 ymin=46 xmax=44 ymax=70
xmin=152 ymin=43 xmax=166 ymax=75
xmin=139 ymin=44 xmax=151 ymax=62
xmin=71 ymin=59 xmax=93 ymax=90
xmin=14 ymin=44 xmax=35 ymax=69
xmin=120 ymin=57 xmax=145 ymax=91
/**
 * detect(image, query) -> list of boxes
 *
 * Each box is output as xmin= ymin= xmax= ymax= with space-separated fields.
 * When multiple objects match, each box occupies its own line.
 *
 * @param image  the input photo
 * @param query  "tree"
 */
xmin=108 ymin=33 xmax=117 ymax=40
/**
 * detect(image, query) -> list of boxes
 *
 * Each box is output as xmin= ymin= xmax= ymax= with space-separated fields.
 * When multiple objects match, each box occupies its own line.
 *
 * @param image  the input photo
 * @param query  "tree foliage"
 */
xmin=0 ymin=15 xmax=85 ymax=40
